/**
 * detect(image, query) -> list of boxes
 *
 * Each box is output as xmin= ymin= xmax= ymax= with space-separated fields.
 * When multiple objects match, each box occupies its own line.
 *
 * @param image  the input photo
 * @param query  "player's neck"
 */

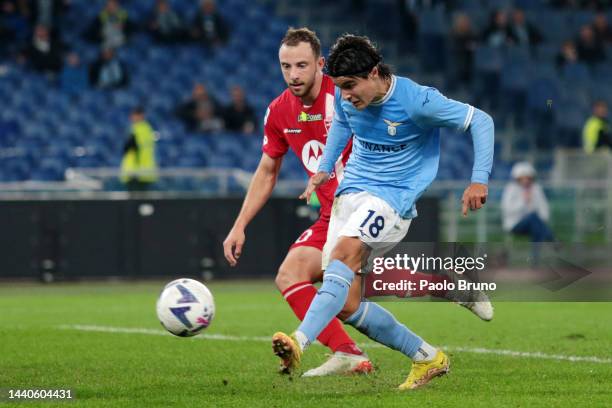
xmin=372 ymin=76 xmax=392 ymax=104
xmin=300 ymin=72 xmax=323 ymax=107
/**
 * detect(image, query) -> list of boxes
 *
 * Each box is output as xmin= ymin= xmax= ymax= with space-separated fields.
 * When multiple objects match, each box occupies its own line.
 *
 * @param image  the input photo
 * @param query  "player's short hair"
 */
xmin=131 ymin=106 xmax=145 ymax=115
xmin=326 ymin=34 xmax=392 ymax=80
xmin=280 ymin=27 xmax=321 ymax=58
xmin=593 ymin=99 xmax=607 ymax=108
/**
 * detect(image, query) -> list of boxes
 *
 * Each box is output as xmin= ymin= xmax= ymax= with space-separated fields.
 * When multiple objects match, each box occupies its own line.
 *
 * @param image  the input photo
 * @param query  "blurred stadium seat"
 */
xmin=0 ymin=0 xmax=608 ymax=191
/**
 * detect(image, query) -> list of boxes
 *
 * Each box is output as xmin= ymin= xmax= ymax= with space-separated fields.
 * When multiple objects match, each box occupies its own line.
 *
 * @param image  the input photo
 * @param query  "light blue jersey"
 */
xmin=319 ymin=75 xmax=494 ymax=219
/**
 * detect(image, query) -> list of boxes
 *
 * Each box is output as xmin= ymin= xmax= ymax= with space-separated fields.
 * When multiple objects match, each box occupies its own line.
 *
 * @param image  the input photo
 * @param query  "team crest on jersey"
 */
xmin=298 ymin=112 xmax=323 ymax=122
xmin=301 ymin=140 xmax=325 ymax=173
xmin=383 ymin=119 xmax=402 ymax=136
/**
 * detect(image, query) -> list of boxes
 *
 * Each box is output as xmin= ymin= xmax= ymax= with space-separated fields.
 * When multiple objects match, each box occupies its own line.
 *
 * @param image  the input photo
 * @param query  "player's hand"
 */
xmin=299 ymin=171 xmax=330 ymax=204
xmin=461 ymin=183 xmax=488 ymax=217
xmin=223 ymin=227 xmax=245 ymax=267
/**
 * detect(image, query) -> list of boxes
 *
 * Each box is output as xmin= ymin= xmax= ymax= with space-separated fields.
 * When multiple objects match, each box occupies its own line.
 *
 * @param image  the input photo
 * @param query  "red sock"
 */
xmin=282 ymin=281 xmax=362 ymax=355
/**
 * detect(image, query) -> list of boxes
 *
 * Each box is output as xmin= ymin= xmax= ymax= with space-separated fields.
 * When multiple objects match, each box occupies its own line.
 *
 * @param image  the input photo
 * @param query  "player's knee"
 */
xmin=275 ymin=253 xmax=317 ymax=292
xmin=329 ymin=237 xmax=366 ymax=272
xmin=274 ymin=266 xmax=295 ymax=292
xmin=329 ymin=249 xmax=361 ymax=272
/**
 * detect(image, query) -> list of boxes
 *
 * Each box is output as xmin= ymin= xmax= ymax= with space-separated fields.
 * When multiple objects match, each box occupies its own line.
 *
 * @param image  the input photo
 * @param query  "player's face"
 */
xmin=279 ymin=42 xmax=323 ymax=98
xmin=332 ymin=75 xmax=378 ymax=110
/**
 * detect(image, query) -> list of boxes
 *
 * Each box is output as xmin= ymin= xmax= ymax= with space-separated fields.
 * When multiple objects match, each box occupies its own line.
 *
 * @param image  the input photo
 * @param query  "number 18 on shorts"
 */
xmin=322 ymin=191 xmax=412 ymax=272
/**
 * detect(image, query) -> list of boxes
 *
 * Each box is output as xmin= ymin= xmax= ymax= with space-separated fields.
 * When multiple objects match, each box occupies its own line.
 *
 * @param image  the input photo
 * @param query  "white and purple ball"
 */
xmin=156 ymin=278 xmax=215 ymax=337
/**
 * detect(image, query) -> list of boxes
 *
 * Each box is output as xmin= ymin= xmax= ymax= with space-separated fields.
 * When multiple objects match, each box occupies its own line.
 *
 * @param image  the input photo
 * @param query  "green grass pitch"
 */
xmin=1 ymin=281 xmax=611 ymax=407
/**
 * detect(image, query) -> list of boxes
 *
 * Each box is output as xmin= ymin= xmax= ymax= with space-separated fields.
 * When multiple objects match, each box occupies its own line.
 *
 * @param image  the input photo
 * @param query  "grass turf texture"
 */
xmin=1 ymin=281 xmax=611 ymax=407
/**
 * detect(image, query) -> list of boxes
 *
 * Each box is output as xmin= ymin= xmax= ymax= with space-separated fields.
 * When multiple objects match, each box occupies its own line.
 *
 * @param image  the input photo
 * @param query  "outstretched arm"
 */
xmin=223 ymin=153 xmax=282 ymax=266
xmin=462 ymin=107 xmax=494 ymax=216
xmin=411 ymin=87 xmax=494 ymax=216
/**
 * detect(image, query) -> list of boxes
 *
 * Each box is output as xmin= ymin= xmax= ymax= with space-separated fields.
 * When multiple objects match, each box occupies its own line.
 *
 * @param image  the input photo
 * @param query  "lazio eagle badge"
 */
xmin=383 ymin=119 xmax=402 ymax=136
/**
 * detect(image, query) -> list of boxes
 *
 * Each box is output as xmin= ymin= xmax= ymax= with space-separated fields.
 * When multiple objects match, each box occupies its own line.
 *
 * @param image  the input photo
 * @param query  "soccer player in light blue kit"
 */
xmin=272 ymin=34 xmax=494 ymax=390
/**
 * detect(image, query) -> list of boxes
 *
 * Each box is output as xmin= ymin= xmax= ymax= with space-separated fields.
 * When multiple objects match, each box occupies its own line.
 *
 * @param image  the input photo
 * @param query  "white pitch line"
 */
xmin=58 ymin=324 xmax=612 ymax=365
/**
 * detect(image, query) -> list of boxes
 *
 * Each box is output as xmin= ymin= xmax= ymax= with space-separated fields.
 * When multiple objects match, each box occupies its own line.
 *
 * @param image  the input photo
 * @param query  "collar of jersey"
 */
xmin=369 ymin=75 xmax=396 ymax=106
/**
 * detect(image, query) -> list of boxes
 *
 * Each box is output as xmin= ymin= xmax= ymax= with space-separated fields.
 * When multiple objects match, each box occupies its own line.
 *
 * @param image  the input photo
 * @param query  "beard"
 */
xmin=288 ymin=77 xmax=315 ymax=98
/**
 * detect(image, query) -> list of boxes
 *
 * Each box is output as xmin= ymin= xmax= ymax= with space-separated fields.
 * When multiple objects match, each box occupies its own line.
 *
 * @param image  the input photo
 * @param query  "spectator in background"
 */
xmin=20 ymin=24 xmax=62 ymax=73
xmin=86 ymin=0 xmax=131 ymax=49
xmin=175 ymin=83 xmax=220 ymax=130
xmin=576 ymin=24 xmax=606 ymax=65
xmin=191 ymin=0 xmax=229 ymax=48
xmin=0 ymin=0 xmax=30 ymax=47
xmin=509 ymin=8 xmax=542 ymax=49
xmin=60 ymin=52 xmax=88 ymax=96
xmin=149 ymin=0 xmax=185 ymax=43
xmin=450 ymin=13 xmax=477 ymax=85
xmin=583 ymin=100 xmax=611 ymax=153
xmin=592 ymin=12 xmax=612 ymax=45
xmin=195 ymin=103 xmax=224 ymax=134
xmin=89 ymin=47 xmax=129 ymax=89
xmin=502 ymin=162 xmax=554 ymax=243
xmin=555 ymin=40 xmax=578 ymax=71
xmin=223 ymin=85 xmax=256 ymax=133
xmin=0 ymin=10 xmax=16 ymax=58
xmin=121 ymin=106 xmax=158 ymax=191
xmin=482 ymin=10 xmax=516 ymax=48
xmin=30 ymin=0 xmax=69 ymax=33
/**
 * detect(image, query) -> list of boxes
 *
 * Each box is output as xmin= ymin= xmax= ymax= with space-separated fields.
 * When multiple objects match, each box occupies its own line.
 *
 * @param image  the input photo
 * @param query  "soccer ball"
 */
xmin=156 ymin=278 xmax=215 ymax=337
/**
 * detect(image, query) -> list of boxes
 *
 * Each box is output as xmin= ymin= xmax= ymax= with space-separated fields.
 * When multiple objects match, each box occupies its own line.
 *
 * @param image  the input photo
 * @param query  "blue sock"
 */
xmin=296 ymin=260 xmax=354 ymax=347
xmin=345 ymin=301 xmax=424 ymax=359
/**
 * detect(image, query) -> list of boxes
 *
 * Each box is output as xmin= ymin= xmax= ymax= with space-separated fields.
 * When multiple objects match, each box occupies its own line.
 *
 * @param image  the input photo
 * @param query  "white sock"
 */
xmin=413 ymin=340 xmax=438 ymax=362
xmin=294 ymin=330 xmax=310 ymax=351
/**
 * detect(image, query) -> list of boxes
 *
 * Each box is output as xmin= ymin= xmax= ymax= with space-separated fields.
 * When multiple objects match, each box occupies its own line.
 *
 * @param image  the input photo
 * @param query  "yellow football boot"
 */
xmin=398 ymin=350 xmax=449 ymax=390
xmin=272 ymin=332 xmax=302 ymax=374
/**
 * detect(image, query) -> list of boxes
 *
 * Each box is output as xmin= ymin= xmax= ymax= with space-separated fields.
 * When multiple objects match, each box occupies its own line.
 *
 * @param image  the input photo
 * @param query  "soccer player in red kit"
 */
xmin=223 ymin=28 xmax=372 ymax=376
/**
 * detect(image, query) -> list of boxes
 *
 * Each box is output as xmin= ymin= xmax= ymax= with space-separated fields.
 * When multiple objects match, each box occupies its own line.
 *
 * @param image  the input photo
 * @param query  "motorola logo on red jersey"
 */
xmin=301 ymin=140 xmax=325 ymax=173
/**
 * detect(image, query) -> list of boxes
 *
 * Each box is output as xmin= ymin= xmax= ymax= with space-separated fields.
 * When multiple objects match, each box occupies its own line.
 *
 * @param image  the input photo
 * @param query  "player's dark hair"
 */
xmin=593 ymin=99 xmax=607 ymax=107
xmin=281 ymin=27 xmax=321 ymax=58
xmin=132 ymin=106 xmax=145 ymax=115
xmin=326 ymin=34 xmax=392 ymax=80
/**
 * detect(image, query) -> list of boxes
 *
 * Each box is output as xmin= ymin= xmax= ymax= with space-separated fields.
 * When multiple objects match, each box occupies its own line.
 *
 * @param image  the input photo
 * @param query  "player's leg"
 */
xmin=273 ymin=220 xmax=371 ymax=375
xmin=272 ymin=194 xmax=360 ymax=372
xmin=324 ymin=193 xmax=449 ymax=389
xmin=274 ymin=246 xmax=370 ymax=375
xmin=272 ymin=191 xmax=447 ymax=386
xmin=291 ymin=235 xmax=365 ymax=349
xmin=275 ymin=193 xmax=382 ymax=353
xmin=341 ymin=293 xmax=449 ymax=389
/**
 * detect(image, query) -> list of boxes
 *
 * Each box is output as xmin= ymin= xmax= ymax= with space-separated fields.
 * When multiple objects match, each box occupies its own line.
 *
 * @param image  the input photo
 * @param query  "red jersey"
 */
xmin=263 ymin=75 xmax=352 ymax=221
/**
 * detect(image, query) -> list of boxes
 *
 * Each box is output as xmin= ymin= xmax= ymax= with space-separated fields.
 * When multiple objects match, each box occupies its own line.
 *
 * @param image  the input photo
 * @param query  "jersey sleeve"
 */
xmin=409 ymin=86 xmax=494 ymax=184
xmin=262 ymin=106 xmax=288 ymax=158
xmin=411 ymin=87 xmax=474 ymax=131
xmin=318 ymin=88 xmax=353 ymax=174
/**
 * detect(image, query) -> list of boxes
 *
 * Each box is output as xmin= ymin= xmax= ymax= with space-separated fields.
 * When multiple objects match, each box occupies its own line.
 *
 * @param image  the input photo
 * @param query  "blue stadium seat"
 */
xmin=534 ymin=10 xmax=571 ymax=43
xmin=2 ymin=158 xmax=30 ymax=181
xmin=555 ymin=104 xmax=586 ymax=147
xmin=561 ymin=63 xmax=590 ymax=83
xmin=207 ymin=155 xmax=237 ymax=169
xmin=31 ymin=158 xmax=65 ymax=181
xmin=419 ymin=9 xmax=448 ymax=36
xmin=176 ymin=155 xmax=206 ymax=168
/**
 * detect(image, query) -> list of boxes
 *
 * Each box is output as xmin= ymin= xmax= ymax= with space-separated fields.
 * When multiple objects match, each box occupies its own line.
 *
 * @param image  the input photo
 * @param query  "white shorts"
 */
xmin=321 ymin=191 xmax=412 ymax=274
